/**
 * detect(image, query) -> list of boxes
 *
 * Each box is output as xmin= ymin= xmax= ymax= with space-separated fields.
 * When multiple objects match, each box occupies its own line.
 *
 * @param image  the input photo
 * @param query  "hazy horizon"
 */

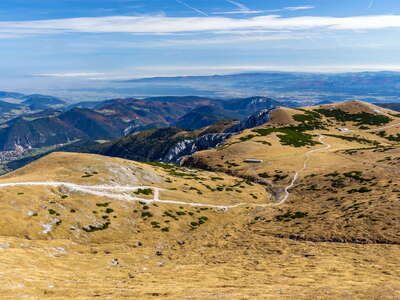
xmin=2 ymin=0 xmax=400 ymax=96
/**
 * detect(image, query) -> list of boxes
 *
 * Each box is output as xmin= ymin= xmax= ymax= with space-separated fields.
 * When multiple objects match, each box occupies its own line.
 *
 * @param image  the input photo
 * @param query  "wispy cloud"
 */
xmin=175 ymin=0 xmax=208 ymax=16
xmin=211 ymin=10 xmax=264 ymax=15
xmin=284 ymin=6 xmax=315 ymax=11
xmin=35 ymin=73 xmax=105 ymax=78
xmin=213 ymin=4 xmax=314 ymax=15
xmin=213 ymin=0 xmax=263 ymax=15
xmin=91 ymin=65 xmax=400 ymax=80
xmin=162 ymin=33 xmax=305 ymax=46
xmin=2 ymin=14 xmax=400 ymax=38
xmin=131 ymin=64 xmax=400 ymax=77
xmin=264 ymin=6 xmax=315 ymax=13
xmin=368 ymin=0 xmax=375 ymax=9
xmin=225 ymin=0 xmax=248 ymax=11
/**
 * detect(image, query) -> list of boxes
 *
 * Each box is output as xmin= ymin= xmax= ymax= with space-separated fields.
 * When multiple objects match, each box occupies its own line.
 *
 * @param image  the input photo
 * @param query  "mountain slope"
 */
xmin=376 ymin=102 xmax=400 ymax=112
xmin=89 ymin=120 xmax=238 ymax=162
xmin=173 ymin=105 xmax=235 ymax=130
xmin=91 ymin=127 xmax=196 ymax=162
xmin=0 ymin=95 xmax=292 ymax=153
xmin=95 ymin=97 xmax=215 ymax=125
xmin=182 ymin=101 xmax=400 ymax=244
xmin=0 ymin=143 xmax=398 ymax=299
xmin=0 ymin=100 xmax=23 ymax=113
xmin=83 ymin=108 xmax=277 ymax=164
xmin=0 ymin=151 xmax=269 ymax=241
xmin=58 ymin=108 xmax=124 ymax=139
xmin=221 ymin=96 xmax=287 ymax=113
xmin=0 ymin=108 xmax=127 ymax=151
xmin=173 ymin=97 xmax=286 ymax=130
xmin=22 ymin=94 xmax=66 ymax=108
xmin=0 ymin=91 xmax=25 ymax=99
xmin=0 ymin=116 xmax=84 ymax=150
xmin=94 ymin=96 xmax=292 ymax=130
xmin=0 ymin=91 xmax=67 ymax=122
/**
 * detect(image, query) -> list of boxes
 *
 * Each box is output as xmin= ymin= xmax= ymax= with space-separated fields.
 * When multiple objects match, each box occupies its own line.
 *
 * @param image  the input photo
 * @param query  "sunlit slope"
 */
xmin=0 ymin=101 xmax=398 ymax=299
xmin=0 ymin=228 xmax=399 ymax=300
xmin=0 ymin=152 xmax=268 ymax=241
xmin=184 ymin=101 xmax=400 ymax=243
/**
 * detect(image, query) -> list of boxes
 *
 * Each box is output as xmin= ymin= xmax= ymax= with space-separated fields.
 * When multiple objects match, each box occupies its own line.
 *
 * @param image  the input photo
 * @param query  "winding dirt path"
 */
xmin=276 ymin=120 xmax=400 ymax=204
xmin=0 ymin=182 xmax=239 ymax=210
xmin=366 ymin=122 xmax=400 ymax=132
xmin=0 ymin=136 xmax=334 ymax=210
xmin=5 ymin=121 xmax=399 ymax=210
xmin=277 ymin=135 xmax=332 ymax=204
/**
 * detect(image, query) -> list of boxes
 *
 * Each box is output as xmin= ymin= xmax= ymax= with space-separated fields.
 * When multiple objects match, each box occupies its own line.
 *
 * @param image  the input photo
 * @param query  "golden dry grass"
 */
xmin=0 ymin=101 xmax=399 ymax=299
xmin=186 ymin=103 xmax=400 ymax=244
xmin=0 ymin=230 xmax=399 ymax=299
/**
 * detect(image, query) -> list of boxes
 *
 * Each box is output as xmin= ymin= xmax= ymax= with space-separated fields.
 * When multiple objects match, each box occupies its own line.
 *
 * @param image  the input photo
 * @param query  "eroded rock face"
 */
xmin=224 ymin=109 xmax=273 ymax=133
xmin=162 ymin=133 xmax=234 ymax=163
xmin=162 ymin=109 xmax=274 ymax=164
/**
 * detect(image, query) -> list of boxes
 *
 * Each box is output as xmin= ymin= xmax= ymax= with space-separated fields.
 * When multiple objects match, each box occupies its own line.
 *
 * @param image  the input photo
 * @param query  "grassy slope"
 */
xmin=0 ymin=101 xmax=399 ymax=299
xmin=184 ymin=101 xmax=400 ymax=244
xmin=0 ymin=152 xmax=268 ymax=241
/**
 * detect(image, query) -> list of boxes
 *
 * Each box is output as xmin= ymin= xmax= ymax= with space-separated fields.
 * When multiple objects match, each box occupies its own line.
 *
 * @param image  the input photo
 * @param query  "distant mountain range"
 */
xmin=0 ymin=91 xmax=25 ymax=99
xmin=113 ymin=71 xmax=400 ymax=103
xmin=0 ymin=91 xmax=67 ymax=122
xmin=0 ymin=91 xmax=66 ymax=105
xmin=374 ymin=103 xmax=400 ymax=112
xmin=22 ymin=94 xmax=65 ymax=110
xmin=1 ymin=97 xmax=399 ymax=174
xmin=86 ymin=119 xmax=238 ymax=163
xmin=5 ymin=71 xmax=400 ymax=104
xmin=0 ymin=87 xmax=398 ymax=154
xmin=0 ymin=95 xmax=291 ymax=152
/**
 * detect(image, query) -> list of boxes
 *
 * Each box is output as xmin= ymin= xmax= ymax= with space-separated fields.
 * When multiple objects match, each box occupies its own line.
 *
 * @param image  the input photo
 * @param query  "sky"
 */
xmin=1 ymin=0 xmax=400 ymax=95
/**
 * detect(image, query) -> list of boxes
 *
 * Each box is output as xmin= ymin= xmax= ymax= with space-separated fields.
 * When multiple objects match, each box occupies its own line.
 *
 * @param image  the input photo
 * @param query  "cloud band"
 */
xmin=2 ymin=14 xmax=400 ymax=37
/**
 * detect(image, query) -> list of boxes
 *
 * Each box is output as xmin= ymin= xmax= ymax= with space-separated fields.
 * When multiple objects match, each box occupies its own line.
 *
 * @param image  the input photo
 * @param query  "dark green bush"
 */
xmin=315 ymin=109 xmax=391 ymax=125
xmin=134 ymin=188 xmax=153 ymax=196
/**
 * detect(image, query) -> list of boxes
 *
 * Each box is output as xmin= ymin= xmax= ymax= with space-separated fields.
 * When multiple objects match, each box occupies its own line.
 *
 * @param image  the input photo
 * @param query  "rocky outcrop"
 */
xmin=162 ymin=108 xmax=274 ymax=163
xmin=224 ymin=109 xmax=272 ymax=133
xmin=123 ymin=122 xmax=167 ymax=136
xmin=163 ymin=133 xmax=234 ymax=163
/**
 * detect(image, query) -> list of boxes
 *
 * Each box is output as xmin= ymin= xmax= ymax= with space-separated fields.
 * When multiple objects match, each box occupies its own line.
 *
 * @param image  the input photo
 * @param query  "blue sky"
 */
xmin=1 ymin=0 xmax=400 ymax=93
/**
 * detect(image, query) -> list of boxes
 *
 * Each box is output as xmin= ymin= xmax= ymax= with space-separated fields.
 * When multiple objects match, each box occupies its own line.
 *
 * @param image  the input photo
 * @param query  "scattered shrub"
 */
xmin=83 ymin=222 xmax=110 ymax=232
xmin=315 ymin=109 xmax=391 ymax=125
xmin=276 ymin=211 xmax=308 ymax=221
xmin=134 ymin=188 xmax=153 ymax=196
xmin=253 ymin=128 xmax=321 ymax=147
xmin=258 ymin=172 xmax=271 ymax=178
xmin=141 ymin=212 xmax=153 ymax=218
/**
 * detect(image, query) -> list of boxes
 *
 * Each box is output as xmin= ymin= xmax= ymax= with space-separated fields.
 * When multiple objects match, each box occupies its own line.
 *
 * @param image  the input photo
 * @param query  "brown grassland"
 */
xmin=0 ymin=101 xmax=399 ymax=299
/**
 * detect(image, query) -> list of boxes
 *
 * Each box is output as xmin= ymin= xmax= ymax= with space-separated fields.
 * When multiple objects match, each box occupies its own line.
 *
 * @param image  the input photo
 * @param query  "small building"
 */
xmin=244 ymin=159 xmax=264 ymax=163
xmin=337 ymin=128 xmax=351 ymax=132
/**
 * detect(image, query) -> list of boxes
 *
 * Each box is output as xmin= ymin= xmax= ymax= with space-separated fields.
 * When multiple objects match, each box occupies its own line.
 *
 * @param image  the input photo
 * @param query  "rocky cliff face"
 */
xmin=162 ymin=133 xmax=234 ymax=163
xmin=123 ymin=122 xmax=167 ymax=136
xmin=224 ymin=109 xmax=272 ymax=133
xmin=162 ymin=108 xmax=274 ymax=163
